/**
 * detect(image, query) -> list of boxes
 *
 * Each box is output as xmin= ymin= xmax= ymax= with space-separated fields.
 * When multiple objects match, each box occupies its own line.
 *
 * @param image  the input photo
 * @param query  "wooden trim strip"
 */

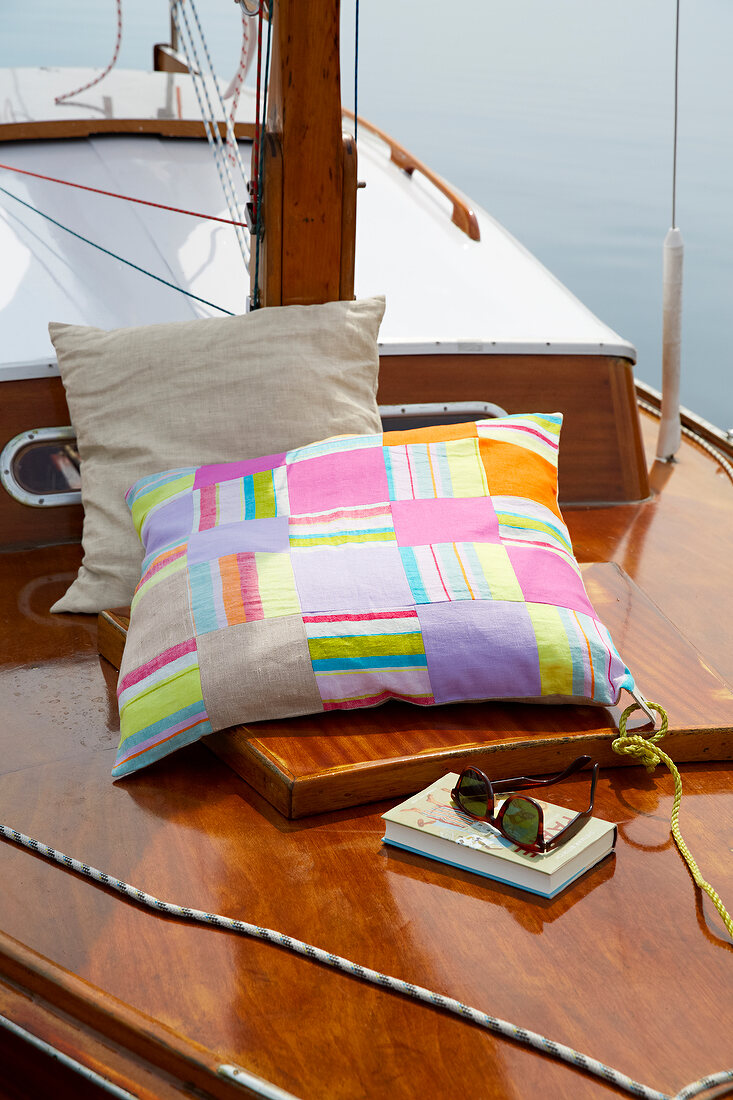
xmin=0 ymin=1012 xmax=138 ymax=1099
xmin=636 ymin=379 xmax=733 ymax=461
xmin=0 ymin=930 xmax=274 ymax=1099
xmin=342 ymin=108 xmax=481 ymax=242
xmin=0 ymin=119 xmax=255 ymax=143
xmin=339 ymin=133 xmax=358 ymax=300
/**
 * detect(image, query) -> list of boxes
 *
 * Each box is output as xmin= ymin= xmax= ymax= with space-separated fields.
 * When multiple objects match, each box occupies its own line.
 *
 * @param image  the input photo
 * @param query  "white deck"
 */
xmin=0 ymin=67 xmax=258 ymax=132
xmin=0 ymin=68 xmax=635 ymax=381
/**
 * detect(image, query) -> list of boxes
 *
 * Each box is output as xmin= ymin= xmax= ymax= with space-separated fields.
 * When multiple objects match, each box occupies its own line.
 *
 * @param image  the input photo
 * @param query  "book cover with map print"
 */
xmin=381 ymin=772 xmax=616 ymax=898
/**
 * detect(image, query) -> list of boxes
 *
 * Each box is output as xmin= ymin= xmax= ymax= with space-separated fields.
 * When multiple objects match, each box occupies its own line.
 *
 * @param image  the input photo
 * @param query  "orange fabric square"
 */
xmin=383 ymin=421 xmax=480 ymax=448
xmin=478 ymin=439 xmax=562 ymax=517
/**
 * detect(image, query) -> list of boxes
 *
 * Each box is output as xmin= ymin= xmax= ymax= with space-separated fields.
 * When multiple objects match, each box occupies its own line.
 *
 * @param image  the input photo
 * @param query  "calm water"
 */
xmin=4 ymin=0 xmax=732 ymax=429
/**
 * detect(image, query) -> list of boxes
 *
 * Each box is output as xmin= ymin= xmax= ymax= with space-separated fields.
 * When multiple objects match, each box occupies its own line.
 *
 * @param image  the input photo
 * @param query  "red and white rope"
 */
xmin=55 ymin=0 xmax=123 ymax=104
xmin=223 ymin=4 xmax=256 ymax=168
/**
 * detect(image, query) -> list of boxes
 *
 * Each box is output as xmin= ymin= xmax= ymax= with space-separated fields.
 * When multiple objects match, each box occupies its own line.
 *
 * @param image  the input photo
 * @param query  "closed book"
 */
xmin=381 ymin=773 xmax=616 ymax=898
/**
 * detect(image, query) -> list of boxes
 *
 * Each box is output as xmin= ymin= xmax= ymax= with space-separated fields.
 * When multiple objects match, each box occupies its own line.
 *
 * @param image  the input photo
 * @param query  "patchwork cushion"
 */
xmin=113 ymin=414 xmax=636 ymax=777
xmin=49 ymin=296 xmax=385 ymax=613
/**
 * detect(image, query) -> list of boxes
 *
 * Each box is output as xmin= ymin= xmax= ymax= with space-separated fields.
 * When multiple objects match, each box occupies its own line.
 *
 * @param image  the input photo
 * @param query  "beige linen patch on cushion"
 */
xmin=197 ymin=617 xmax=323 ymax=728
xmin=118 ymin=570 xmax=194 ymax=683
xmin=50 ymin=296 xmax=385 ymax=613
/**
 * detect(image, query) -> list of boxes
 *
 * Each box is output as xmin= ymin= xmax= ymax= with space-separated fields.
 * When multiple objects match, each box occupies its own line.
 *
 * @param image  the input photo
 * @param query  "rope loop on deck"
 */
xmin=612 ymin=703 xmax=733 ymax=939
xmin=614 ymin=701 xmax=669 ymax=772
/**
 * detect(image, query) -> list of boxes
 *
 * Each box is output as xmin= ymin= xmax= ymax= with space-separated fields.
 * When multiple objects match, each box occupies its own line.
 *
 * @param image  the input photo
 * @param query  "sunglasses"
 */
xmin=450 ymin=756 xmax=598 ymax=854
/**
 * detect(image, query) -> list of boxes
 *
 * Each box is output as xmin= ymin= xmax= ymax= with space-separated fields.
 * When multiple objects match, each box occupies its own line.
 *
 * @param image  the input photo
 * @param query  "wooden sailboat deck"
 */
xmin=1 ymin=406 xmax=732 ymax=1099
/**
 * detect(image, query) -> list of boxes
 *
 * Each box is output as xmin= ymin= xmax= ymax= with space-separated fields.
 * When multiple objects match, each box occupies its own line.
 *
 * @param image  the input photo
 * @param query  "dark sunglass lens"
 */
xmin=457 ymin=772 xmax=488 ymax=817
xmin=502 ymin=797 xmax=540 ymax=846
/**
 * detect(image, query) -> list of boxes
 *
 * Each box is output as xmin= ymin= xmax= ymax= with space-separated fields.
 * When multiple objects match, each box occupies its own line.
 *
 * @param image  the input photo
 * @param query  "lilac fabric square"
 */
xmin=507 ymin=545 xmax=595 ymax=616
xmin=187 ymin=517 xmax=289 ymax=564
xmin=291 ymin=544 xmax=414 ymax=613
xmin=416 ymin=600 xmax=541 ymax=702
xmin=193 ymin=453 xmax=287 ymax=489
xmin=391 ymin=497 xmax=499 ymax=547
xmin=141 ymin=493 xmax=194 ymax=558
xmin=287 ymin=447 xmax=390 ymax=514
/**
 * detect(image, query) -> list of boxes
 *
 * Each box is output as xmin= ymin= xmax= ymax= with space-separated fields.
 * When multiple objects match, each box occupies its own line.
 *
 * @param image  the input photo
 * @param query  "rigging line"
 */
xmin=55 ymin=0 xmax=123 ymax=104
xmin=251 ymin=1 xmax=264 ymax=228
xmin=253 ymin=3 xmax=273 ymax=309
xmin=672 ymin=0 xmax=680 ymax=228
xmin=0 ymin=162 xmax=248 ymax=227
xmin=0 ymin=184 xmax=234 ymax=316
xmin=1 ymin=820 xmax=732 ymax=1100
xmin=172 ymin=2 xmax=250 ymax=269
xmin=186 ymin=0 xmax=251 ymax=191
xmin=172 ymin=1 xmax=249 ymax=257
xmin=172 ymin=3 xmax=247 ymax=248
xmin=354 ymin=0 xmax=360 ymax=146
xmin=170 ymin=0 xmax=246 ymax=217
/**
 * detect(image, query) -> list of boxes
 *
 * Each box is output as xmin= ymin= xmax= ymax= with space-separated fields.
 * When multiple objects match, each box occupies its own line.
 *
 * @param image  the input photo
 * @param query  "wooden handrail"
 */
xmin=343 ymin=108 xmax=480 ymax=242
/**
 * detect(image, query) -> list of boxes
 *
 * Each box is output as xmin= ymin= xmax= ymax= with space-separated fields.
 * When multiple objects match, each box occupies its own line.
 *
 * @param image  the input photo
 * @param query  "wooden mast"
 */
xmin=253 ymin=0 xmax=357 ymax=307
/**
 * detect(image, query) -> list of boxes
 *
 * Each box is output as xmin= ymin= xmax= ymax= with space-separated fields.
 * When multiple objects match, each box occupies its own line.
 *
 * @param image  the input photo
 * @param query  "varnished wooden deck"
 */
xmin=0 ymin=408 xmax=732 ymax=1099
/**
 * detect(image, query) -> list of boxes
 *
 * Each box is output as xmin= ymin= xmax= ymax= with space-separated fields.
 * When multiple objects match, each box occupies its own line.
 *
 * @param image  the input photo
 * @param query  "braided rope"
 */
xmin=612 ymin=703 xmax=733 ymax=939
xmin=185 ymin=0 xmax=252 ymax=192
xmin=0 ymin=820 xmax=730 ymax=1099
xmin=172 ymin=0 xmax=248 ymax=261
xmin=251 ymin=2 xmax=264 ymax=230
xmin=252 ymin=6 xmax=273 ymax=309
xmin=55 ymin=0 xmax=123 ymax=104
xmin=354 ymin=0 xmax=360 ymax=146
xmin=172 ymin=1 xmax=250 ymax=271
xmin=224 ymin=6 xmax=254 ymax=169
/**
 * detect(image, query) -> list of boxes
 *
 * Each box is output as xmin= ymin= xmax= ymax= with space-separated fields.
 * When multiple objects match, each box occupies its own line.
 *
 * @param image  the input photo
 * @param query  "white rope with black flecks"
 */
xmin=1 ymin=822 xmax=731 ymax=1100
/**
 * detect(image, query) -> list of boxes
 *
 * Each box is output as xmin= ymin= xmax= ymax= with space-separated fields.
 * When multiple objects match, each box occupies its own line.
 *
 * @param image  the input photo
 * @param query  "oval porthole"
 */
xmin=0 ymin=427 xmax=82 ymax=507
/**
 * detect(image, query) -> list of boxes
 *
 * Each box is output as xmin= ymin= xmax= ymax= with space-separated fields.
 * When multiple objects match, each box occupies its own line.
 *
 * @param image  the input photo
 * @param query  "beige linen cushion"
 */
xmin=50 ymin=296 xmax=385 ymax=613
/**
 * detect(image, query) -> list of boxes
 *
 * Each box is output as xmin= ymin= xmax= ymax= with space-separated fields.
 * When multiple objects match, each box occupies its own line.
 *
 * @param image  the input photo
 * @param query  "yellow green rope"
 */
xmin=612 ymin=702 xmax=733 ymax=939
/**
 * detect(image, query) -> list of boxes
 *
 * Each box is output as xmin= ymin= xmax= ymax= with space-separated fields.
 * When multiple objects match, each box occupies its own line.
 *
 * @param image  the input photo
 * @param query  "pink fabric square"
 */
xmin=194 ymin=453 xmax=287 ymax=489
xmin=507 ymin=544 xmax=595 ymax=616
xmin=391 ymin=497 xmax=499 ymax=547
xmin=287 ymin=447 xmax=389 ymax=513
